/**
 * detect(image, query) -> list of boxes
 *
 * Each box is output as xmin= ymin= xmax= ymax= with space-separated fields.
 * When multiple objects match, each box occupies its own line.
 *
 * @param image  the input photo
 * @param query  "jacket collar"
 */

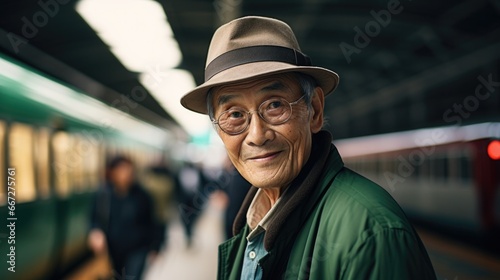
xmin=232 ymin=130 xmax=343 ymax=250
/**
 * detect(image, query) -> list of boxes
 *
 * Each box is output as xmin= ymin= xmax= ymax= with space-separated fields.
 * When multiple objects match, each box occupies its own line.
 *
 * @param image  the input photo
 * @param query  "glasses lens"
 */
xmin=216 ymin=96 xmax=300 ymax=135
xmin=260 ymin=98 xmax=292 ymax=124
xmin=218 ymin=109 xmax=248 ymax=134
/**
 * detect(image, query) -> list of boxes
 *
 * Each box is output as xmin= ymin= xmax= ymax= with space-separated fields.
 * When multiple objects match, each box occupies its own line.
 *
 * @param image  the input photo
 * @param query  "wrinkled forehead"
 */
xmin=210 ymin=72 xmax=301 ymax=106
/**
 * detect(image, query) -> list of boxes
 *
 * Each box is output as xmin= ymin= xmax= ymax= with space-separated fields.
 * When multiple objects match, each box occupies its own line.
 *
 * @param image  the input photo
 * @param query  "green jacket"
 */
xmin=218 ymin=132 xmax=436 ymax=280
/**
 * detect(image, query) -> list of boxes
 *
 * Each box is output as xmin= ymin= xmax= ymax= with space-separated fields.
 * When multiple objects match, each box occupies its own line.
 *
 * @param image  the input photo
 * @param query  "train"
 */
xmin=0 ymin=52 xmax=174 ymax=279
xmin=334 ymin=123 xmax=500 ymax=240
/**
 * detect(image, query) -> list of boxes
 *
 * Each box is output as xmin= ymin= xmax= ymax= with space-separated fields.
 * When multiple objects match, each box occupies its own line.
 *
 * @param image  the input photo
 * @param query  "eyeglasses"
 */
xmin=212 ymin=95 xmax=306 ymax=135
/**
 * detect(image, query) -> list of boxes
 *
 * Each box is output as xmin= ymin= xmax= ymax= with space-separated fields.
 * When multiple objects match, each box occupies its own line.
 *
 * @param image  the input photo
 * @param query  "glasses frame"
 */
xmin=212 ymin=94 xmax=306 ymax=135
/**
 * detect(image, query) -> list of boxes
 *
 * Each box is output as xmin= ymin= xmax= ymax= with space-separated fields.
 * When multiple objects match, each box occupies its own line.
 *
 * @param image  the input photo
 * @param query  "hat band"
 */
xmin=204 ymin=45 xmax=311 ymax=81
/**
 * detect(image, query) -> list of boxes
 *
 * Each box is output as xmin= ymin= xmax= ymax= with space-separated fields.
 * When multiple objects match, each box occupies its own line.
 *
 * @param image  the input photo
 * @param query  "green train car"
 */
xmin=0 ymin=53 xmax=172 ymax=279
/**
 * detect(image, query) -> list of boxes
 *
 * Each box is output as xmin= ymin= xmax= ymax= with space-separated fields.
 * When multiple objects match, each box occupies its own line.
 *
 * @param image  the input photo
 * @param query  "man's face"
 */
xmin=211 ymin=73 xmax=324 ymax=190
xmin=111 ymin=162 xmax=134 ymax=192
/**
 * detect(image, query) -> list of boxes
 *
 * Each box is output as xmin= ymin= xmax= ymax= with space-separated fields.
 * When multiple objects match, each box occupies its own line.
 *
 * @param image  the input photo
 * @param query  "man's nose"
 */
xmin=245 ymin=113 xmax=273 ymax=146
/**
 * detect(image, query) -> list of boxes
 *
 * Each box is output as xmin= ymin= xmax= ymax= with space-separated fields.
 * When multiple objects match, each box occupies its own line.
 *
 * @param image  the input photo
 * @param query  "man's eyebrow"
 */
xmin=217 ymin=94 xmax=236 ymax=106
xmin=260 ymin=81 xmax=286 ymax=92
xmin=217 ymin=81 xmax=286 ymax=106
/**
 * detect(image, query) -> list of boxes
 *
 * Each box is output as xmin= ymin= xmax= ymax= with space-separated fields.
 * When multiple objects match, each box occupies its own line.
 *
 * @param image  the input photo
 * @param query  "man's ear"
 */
xmin=310 ymin=86 xmax=325 ymax=133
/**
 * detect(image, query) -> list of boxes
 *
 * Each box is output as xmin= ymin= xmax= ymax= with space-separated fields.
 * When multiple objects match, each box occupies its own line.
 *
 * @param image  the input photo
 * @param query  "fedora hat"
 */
xmin=180 ymin=16 xmax=339 ymax=114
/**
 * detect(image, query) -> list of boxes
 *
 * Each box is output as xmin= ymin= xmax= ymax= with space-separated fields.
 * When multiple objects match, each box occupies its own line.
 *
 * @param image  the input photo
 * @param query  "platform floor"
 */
xmin=143 ymin=201 xmax=224 ymax=280
xmin=418 ymin=228 xmax=500 ymax=280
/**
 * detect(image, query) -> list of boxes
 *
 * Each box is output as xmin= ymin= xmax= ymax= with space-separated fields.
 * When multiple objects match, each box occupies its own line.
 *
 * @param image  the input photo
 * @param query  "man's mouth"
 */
xmin=248 ymin=151 xmax=281 ymax=161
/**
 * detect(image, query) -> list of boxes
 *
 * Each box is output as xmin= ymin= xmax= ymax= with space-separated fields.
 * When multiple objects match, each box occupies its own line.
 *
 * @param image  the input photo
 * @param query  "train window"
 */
xmin=447 ymin=151 xmax=460 ymax=181
xmin=98 ymin=143 xmax=106 ymax=185
xmin=413 ymin=157 xmax=420 ymax=178
xmin=34 ymin=128 xmax=51 ymax=198
xmin=70 ymin=136 xmax=85 ymax=192
xmin=431 ymin=156 xmax=446 ymax=182
xmin=431 ymin=157 xmax=442 ymax=181
xmin=427 ymin=157 xmax=434 ymax=180
xmin=439 ymin=157 xmax=448 ymax=182
xmin=0 ymin=121 xmax=5 ymax=205
xmin=8 ymin=123 xmax=37 ymax=202
xmin=77 ymin=134 xmax=101 ymax=191
xmin=376 ymin=158 xmax=385 ymax=174
xmin=420 ymin=157 xmax=430 ymax=180
xmin=443 ymin=156 xmax=449 ymax=181
xmin=460 ymin=153 xmax=471 ymax=182
xmin=52 ymin=131 xmax=72 ymax=197
xmin=86 ymin=141 xmax=102 ymax=190
xmin=445 ymin=157 xmax=450 ymax=179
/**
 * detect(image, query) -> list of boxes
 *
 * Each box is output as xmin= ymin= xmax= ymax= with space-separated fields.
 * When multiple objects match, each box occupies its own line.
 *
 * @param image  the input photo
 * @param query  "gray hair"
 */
xmin=206 ymin=72 xmax=318 ymax=121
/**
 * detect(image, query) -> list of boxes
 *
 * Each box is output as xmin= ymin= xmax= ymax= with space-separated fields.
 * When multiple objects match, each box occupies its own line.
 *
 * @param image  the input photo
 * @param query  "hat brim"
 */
xmin=180 ymin=61 xmax=339 ymax=114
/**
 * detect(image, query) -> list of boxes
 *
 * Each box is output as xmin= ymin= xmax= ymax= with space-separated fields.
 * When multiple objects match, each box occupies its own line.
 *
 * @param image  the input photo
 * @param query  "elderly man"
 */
xmin=180 ymin=16 xmax=436 ymax=280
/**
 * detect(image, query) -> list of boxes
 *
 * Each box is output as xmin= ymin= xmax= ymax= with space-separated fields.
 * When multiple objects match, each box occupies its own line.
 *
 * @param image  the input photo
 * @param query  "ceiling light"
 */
xmin=140 ymin=69 xmax=213 ymax=138
xmin=76 ymin=0 xmax=181 ymax=72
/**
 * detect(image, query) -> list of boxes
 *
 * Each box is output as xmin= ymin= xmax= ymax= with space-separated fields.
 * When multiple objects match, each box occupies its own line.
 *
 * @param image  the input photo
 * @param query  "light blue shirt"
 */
xmin=240 ymin=229 xmax=266 ymax=280
xmin=240 ymin=187 xmax=290 ymax=280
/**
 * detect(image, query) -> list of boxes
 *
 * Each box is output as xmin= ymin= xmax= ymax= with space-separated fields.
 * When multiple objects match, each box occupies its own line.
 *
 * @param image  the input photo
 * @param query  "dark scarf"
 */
xmin=232 ymin=130 xmax=337 ymax=251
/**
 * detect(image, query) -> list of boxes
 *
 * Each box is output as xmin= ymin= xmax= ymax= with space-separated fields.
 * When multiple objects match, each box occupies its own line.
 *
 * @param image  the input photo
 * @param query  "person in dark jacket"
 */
xmin=174 ymin=161 xmax=209 ymax=247
xmin=179 ymin=16 xmax=437 ymax=279
xmin=88 ymin=155 xmax=162 ymax=280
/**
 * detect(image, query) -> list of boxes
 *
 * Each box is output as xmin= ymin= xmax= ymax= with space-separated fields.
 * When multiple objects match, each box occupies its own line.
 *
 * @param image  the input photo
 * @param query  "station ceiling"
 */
xmin=1 ymin=0 xmax=499 ymax=139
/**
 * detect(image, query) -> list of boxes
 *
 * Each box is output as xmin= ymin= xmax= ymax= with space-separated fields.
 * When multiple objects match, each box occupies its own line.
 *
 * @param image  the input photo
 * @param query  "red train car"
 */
xmin=334 ymin=123 xmax=500 ymax=236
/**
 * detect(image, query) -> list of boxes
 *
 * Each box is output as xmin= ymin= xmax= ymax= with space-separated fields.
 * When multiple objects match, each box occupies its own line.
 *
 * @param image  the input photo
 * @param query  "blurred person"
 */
xmin=180 ymin=16 xmax=436 ymax=279
xmin=175 ymin=161 xmax=209 ymax=247
xmin=88 ymin=155 xmax=162 ymax=280
xmin=141 ymin=158 xmax=176 ymax=250
xmin=220 ymin=157 xmax=251 ymax=239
